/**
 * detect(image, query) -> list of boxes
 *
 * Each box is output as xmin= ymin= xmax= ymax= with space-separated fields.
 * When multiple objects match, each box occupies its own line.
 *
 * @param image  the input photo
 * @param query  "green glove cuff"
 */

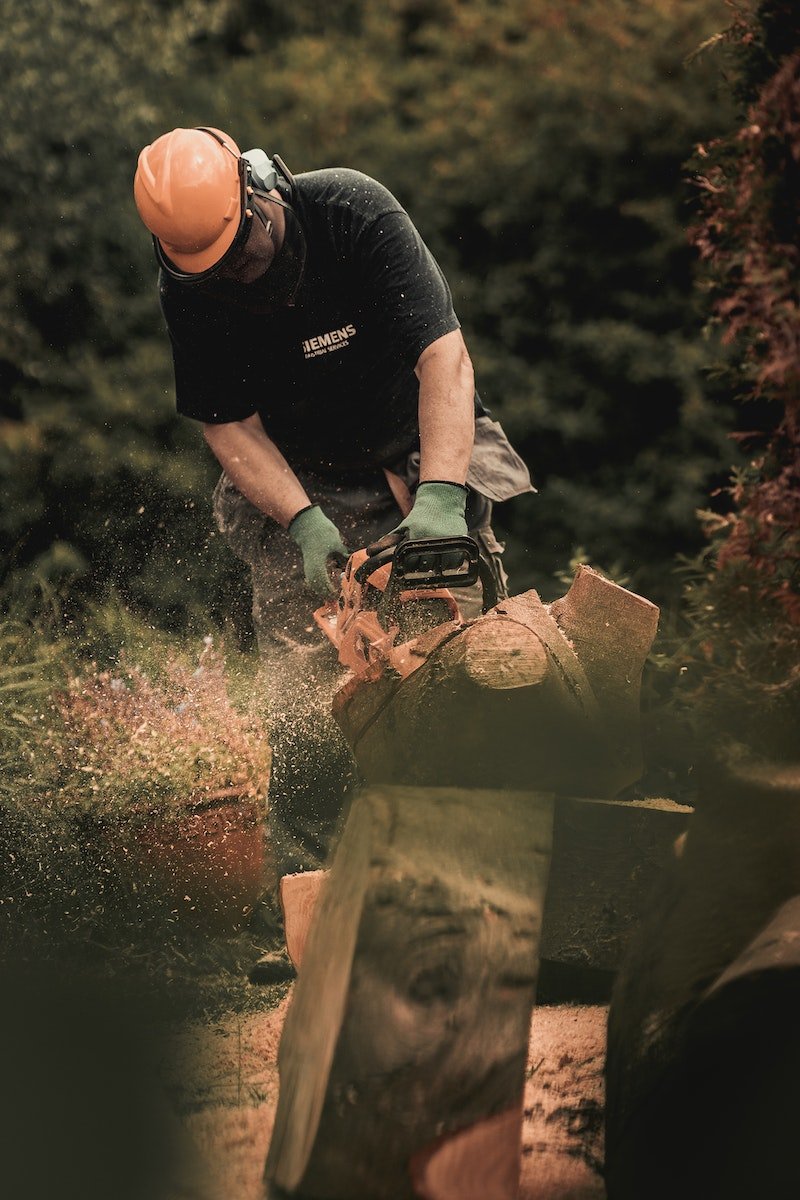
xmin=410 ymin=481 xmax=468 ymax=524
xmin=288 ymin=504 xmax=328 ymax=544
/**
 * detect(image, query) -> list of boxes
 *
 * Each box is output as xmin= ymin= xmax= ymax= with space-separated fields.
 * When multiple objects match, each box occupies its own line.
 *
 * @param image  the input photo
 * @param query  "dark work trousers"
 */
xmin=213 ymin=464 xmax=509 ymax=879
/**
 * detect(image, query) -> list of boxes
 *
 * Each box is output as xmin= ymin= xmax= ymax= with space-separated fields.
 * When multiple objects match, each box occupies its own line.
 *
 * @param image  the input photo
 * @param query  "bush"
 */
xmin=51 ymin=643 xmax=270 ymax=819
xmin=0 ymin=594 xmax=271 ymax=958
xmin=670 ymin=1 xmax=800 ymax=760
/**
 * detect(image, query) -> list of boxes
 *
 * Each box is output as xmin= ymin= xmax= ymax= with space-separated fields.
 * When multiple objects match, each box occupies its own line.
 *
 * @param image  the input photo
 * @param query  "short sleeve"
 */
xmin=159 ymin=281 xmax=257 ymax=424
xmin=354 ymin=211 xmax=460 ymax=369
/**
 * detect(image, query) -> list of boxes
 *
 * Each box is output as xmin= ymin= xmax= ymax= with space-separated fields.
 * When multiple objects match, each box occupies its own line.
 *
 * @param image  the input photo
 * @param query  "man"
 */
xmin=134 ymin=125 xmax=533 ymax=914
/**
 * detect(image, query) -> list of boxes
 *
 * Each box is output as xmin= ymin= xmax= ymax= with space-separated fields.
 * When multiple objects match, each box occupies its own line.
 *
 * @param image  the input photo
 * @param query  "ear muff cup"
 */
xmin=243 ymin=148 xmax=279 ymax=193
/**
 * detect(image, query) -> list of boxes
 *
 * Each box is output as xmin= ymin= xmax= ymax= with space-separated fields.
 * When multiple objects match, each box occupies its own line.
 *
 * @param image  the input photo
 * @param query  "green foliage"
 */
xmin=690 ymin=45 xmax=800 ymax=398
xmin=0 ymin=614 xmax=66 ymax=781
xmin=1 ymin=0 xmax=745 ymax=622
xmin=722 ymin=0 xmax=800 ymax=105
xmin=0 ymin=0 xmax=250 ymax=630
xmin=0 ymin=602 xmax=91 ymax=948
xmin=1 ymin=591 xmax=270 ymax=819
xmin=52 ymin=645 xmax=271 ymax=818
xmin=0 ymin=589 xmax=270 ymax=954
xmin=674 ymin=1 xmax=800 ymax=755
xmin=671 ymin=426 xmax=800 ymax=758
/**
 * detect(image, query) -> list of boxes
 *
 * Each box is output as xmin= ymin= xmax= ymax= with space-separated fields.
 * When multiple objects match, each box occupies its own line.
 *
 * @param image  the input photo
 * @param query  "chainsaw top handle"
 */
xmin=356 ymin=535 xmax=498 ymax=614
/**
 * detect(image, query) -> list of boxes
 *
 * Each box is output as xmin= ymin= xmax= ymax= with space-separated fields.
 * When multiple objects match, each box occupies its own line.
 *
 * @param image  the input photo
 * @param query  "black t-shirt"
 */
xmin=160 ymin=168 xmax=479 ymax=471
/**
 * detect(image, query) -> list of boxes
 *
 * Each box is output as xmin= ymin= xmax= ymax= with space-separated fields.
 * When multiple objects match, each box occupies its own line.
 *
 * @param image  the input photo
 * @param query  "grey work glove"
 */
xmin=366 ymin=481 xmax=469 ymax=561
xmin=288 ymin=504 xmax=350 ymax=597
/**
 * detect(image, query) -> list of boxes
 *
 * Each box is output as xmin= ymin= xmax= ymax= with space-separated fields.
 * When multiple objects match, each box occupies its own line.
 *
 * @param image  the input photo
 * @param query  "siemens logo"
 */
xmin=302 ymin=325 xmax=357 ymax=358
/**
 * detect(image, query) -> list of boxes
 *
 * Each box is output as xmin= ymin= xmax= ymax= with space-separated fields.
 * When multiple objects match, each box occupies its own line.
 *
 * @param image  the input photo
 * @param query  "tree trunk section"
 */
xmin=266 ymin=784 xmax=554 ymax=1199
xmin=334 ymin=568 xmax=659 ymax=799
xmin=605 ymin=752 xmax=800 ymax=1199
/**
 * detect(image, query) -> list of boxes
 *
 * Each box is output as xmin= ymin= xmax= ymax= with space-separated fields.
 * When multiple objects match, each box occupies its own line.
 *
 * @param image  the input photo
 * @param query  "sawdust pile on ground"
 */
xmin=160 ymin=997 xmax=606 ymax=1200
xmin=520 ymin=1007 xmax=606 ymax=1200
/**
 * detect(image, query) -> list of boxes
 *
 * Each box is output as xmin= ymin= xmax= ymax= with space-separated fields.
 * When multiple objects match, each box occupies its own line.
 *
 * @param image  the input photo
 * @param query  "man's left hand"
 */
xmin=366 ymin=480 xmax=468 ymax=558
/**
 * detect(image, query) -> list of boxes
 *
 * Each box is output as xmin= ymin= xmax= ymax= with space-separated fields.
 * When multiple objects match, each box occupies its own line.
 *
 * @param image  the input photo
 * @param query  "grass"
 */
xmin=52 ymin=646 xmax=270 ymax=818
xmin=0 ymin=589 xmax=283 ymax=1016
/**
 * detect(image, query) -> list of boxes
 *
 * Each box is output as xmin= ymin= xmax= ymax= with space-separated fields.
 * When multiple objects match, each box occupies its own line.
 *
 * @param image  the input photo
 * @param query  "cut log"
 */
xmin=607 ymin=893 xmax=800 ymax=1200
xmin=540 ymin=796 xmax=693 ymax=975
xmin=279 ymin=870 xmax=328 ymax=971
xmin=265 ymin=784 xmax=554 ymax=1199
xmin=333 ymin=567 xmax=659 ymax=799
xmin=459 ymin=619 xmax=548 ymax=690
xmin=549 ymin=567 xmax=659 ymax=778
xmin=409 ymin=1105 xmax=523 ymax=1200
xmin=606 ymin=751 xmax=800 ymax=1200
xmin=266 ymin=795 xmax=373 ymax=1192
xmin=279 ymin=797 xmax=693 ymax=986
xmin=699 ymin=891 xmax=800 ymax=1001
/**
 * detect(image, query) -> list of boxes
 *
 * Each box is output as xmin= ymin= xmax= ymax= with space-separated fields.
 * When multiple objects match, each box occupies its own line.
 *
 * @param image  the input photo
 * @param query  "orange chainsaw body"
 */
xmin=313 ymin=547 xmax=464 ymax=682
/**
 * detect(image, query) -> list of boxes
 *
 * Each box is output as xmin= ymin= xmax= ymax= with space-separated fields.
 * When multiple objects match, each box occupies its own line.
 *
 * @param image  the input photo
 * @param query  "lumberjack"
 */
xmin=133 ymin=127 xmax=533 ymax=956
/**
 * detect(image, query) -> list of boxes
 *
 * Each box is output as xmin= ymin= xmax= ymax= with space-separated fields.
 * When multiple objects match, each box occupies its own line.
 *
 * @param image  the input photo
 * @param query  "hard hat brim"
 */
xmin=159 ymin=215 xmax=241 ymax=274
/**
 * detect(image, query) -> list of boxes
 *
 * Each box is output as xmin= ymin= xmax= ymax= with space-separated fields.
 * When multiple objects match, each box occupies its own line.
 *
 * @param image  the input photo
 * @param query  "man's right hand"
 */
xmin=288 ymin=505 xmax=350 ymax=597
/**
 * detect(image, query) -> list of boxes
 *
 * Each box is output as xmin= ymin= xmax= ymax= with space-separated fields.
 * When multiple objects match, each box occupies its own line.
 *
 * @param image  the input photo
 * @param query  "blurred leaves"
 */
xmin=0 ymin=0 xmax=252 ymax=631
xmin=1 ymin=0 xmax=747 ymax=620
xmin=667 ymin=1 xmax=800 ymax=759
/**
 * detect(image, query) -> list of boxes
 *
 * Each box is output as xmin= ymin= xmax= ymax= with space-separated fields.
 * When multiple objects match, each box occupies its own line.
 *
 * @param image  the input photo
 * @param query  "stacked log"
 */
xmin=605 ymin=751 xmax=800 ymax=1200
xmin=267 ymin=785 xmax=553 ymax=1199
xmin=266 ymin=566 xmax=660 ymax=1198
xmin=334 ymin=567 xmax=659 ymax=797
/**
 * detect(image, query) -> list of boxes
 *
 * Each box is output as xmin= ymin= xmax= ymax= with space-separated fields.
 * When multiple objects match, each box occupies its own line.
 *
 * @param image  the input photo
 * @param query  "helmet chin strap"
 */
xmin=251 ymin=188 xmax=293 ymax=213
xmin=246 ymin=189 xmax=294 ymax=268
xmin=197 ymin=187 xmax=307 ymax=309
xmin=247 ymin=182 xmax=298 ymax=236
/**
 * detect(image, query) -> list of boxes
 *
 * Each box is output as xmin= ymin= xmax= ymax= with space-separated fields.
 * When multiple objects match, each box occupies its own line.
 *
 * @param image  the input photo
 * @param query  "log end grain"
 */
xmin=279 ymin=870 xmax=327 ymax=971
xmin=410 ymin=1106 xmax=523 ymax=1200
xmin=549 ymin=565 xmax=660 ymax=713
xmin=461 ymin=619 xmax=549 ymax=690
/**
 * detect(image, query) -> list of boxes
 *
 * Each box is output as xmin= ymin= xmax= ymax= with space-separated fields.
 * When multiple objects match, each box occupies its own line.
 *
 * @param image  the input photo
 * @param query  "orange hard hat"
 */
xmin=134 ymin=127 xmax=245 ymax=274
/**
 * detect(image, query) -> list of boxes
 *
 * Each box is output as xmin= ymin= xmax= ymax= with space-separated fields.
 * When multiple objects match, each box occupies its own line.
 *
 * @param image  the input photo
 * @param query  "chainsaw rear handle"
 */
xmin=357 ymin=535 xmax=498 ymax=614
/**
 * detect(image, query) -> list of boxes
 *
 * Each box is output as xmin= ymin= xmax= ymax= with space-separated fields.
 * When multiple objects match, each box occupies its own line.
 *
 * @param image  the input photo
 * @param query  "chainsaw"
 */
xmin=313 ymin=536 xmax=498 ymax=683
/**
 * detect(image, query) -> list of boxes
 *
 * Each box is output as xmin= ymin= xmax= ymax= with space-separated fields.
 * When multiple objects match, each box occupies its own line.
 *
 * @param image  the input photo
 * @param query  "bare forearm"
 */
xmin=416 ymin=331 xmax=475 ymax=484
xmin=202 ymin=414 xmax=309 ymax=528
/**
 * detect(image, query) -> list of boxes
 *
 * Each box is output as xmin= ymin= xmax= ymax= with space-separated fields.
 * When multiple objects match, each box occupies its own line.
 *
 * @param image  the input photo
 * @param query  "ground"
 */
xmin=159 ymin=989 xmax=607 ymax=1200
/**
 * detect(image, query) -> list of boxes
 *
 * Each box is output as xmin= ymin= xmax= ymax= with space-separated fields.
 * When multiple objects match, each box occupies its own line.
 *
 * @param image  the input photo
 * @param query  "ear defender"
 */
xmin=243 ymin=148 xmax=279 ymax=193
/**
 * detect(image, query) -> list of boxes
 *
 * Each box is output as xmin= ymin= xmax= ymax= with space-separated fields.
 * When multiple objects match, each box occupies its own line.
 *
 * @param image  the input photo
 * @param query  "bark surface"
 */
xmin=266 ymin=785 xmax=554 ymax=1199
xmin=334 ymin=567 xmax=659 ymax=798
